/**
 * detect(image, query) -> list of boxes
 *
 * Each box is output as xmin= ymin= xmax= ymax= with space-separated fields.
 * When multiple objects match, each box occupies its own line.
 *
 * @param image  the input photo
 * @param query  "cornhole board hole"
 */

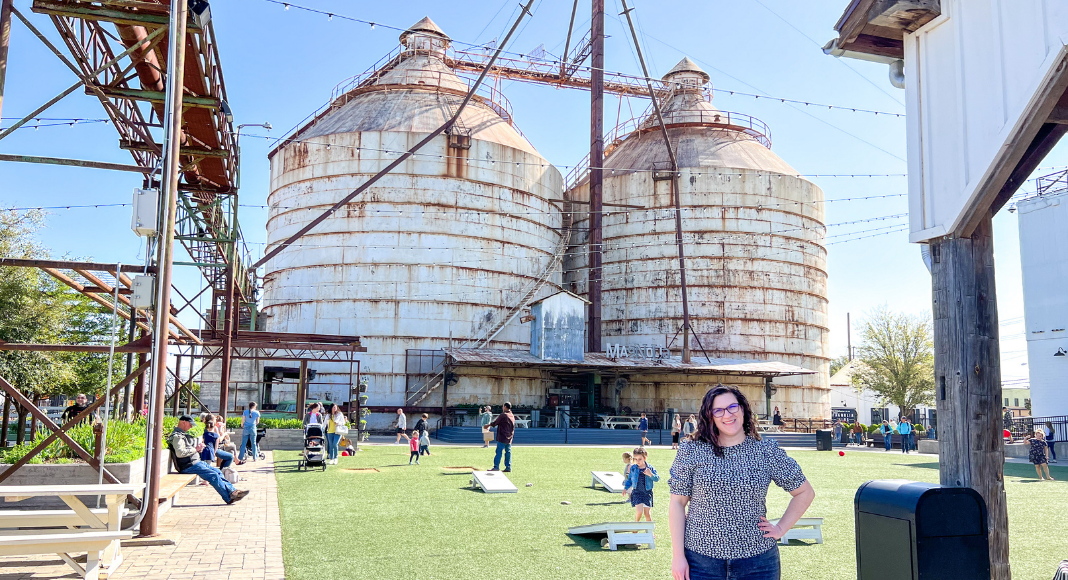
xmin=568 ymin=522 xmax=655 ymax=550
xmin=471 ymin=471 xmax=518 ymax=493
xmin=591 ymin=471 xmax=625 ymax=493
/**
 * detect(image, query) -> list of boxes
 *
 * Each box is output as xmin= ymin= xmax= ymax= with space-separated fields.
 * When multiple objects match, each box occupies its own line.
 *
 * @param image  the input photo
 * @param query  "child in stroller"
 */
xmin=299 ymin=422 xmax=328 ymax=471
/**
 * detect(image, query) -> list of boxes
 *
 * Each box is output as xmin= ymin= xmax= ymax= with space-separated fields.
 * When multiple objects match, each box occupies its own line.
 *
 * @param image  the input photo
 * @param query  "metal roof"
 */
xmin=663 ymin=57 xmax=710 ymax=83
xmin=400 ymin=16 xmax=450 ymax=42
xmin=443 ymin=348 xmax=817 ymax=377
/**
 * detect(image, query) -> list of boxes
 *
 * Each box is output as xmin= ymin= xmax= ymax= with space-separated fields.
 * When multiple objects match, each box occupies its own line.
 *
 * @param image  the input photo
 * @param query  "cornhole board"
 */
xmin=772 ymin=517 xmax=823 ymax=545
xmin=591 ymin=471 xmax=625 ymax=493
xmin=470 ymin=471 xmax=518 ymax=493
xmin=568 ymin=522 xmax=655 ymax=550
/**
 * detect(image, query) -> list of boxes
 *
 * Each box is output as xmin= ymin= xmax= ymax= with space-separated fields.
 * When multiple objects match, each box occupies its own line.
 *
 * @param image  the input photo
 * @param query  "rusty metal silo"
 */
xmin=261 ymin=17 xmax=564 ymax=409
xmin=564 ymin=58 xmax=830 ymax=417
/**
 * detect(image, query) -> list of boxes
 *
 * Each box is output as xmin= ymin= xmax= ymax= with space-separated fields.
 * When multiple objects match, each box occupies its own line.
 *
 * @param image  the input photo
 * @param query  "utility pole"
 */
xmin=930 ymin=217 xmax=1009 ymax=578
xmin=588 ymin=0 xmax=604 ymax=355
xmin=847 ymin=312 xmax=852 ymax=361
xmin=142 ymin=0 xmax=187 ymax=537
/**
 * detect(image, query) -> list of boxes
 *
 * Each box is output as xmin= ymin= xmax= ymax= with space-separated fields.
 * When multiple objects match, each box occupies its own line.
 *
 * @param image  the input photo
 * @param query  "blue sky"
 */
xmin=0 ymin=0 xmax=1050 ymax=384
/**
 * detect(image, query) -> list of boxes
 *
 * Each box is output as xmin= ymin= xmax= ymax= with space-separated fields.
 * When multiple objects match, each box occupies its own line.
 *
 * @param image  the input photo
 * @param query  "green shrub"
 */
xmin=225 ymin=416 xmax=301 ymax=430
xmin=868 ymin=424 xmax=881 ymax=434
xmin=1 ymin=419 xmax=147 ymax=464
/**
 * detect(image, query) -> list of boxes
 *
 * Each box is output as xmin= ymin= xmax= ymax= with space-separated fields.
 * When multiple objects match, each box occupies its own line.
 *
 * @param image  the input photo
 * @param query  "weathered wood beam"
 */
xmin=930 ymin=215 xmax=1010 ymax=580
xmin=990 ymin=123 xmax=1068 ymax=215
xmin=867 ymin=0 xmax=941 ymax=33
xmin=840 ymin=33 xmax=904 ymax=60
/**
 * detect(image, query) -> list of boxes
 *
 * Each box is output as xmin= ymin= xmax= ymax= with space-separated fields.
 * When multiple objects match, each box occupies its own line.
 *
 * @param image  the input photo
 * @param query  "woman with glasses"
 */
xmin=668 ymin=385 xmax=815 ymax=580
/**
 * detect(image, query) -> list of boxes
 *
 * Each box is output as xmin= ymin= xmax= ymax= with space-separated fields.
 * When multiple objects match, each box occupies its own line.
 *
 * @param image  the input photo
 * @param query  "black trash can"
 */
xmin=816 ymin=429 xmax=833 ymax=451
xmin=855 ymin=480 xmax=990 ymax=580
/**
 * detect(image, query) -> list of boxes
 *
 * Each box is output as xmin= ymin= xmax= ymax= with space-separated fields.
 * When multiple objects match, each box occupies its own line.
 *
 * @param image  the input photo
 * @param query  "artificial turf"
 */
xmin=273 ymin=444 xmax=1068 ymax=580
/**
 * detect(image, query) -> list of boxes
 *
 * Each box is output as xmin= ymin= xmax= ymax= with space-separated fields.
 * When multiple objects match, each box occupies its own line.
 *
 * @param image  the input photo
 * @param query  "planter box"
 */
xmin=262 ymin=429 xmax=304 ymax=451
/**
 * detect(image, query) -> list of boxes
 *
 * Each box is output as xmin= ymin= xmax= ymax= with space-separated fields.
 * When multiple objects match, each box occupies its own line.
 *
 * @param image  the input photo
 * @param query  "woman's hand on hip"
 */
xmin=671 ymin=554 xmax=690 ymax=580
xmin=758 ymin=516 xmax=785 ymax=539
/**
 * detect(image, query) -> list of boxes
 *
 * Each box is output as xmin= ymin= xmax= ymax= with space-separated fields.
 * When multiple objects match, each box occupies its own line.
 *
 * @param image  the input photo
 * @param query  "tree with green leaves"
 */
xmin=853 ymin=306 xmax=935 ymax=417
xmin=829 ymin=354 xmax=851 ymax=377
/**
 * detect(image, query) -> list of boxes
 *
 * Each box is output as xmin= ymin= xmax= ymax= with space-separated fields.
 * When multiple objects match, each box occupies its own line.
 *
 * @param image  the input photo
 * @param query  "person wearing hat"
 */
xmin=169 ymin=415 xmax=248 ymax=505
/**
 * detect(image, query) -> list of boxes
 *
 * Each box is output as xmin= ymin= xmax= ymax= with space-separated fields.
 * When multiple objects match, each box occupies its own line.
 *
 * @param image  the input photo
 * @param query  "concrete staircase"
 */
xmin=434 ymin=427 xmax=842 ymax=448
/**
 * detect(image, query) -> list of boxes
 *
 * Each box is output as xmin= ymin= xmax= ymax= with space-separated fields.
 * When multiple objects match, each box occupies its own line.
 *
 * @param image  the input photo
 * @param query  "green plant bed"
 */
xmin=1 ymin=419 xmax=148 ymax=464
xmin=274 ymin=446 xmax=1068 ymax=580
xmin=226 ymin=417 xmax=303 ymax=430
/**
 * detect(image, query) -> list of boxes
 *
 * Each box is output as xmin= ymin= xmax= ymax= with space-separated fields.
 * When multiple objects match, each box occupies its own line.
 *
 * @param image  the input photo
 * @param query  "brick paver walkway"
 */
xmin=0 ymin=451 xmax=284 ymax=580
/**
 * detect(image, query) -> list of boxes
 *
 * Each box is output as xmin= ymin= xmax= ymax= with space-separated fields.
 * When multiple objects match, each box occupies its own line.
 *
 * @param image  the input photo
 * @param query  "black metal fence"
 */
xmin=1008 ymin=415 xmax=1067 ymax=441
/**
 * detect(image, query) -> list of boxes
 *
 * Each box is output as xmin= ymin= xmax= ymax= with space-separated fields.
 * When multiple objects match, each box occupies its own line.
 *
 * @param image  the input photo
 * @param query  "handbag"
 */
xmin=334 ymin=416 xmax=349 ymax=435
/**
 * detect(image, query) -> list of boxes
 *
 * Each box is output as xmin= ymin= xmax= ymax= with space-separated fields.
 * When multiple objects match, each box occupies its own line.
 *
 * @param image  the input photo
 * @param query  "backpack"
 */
xmin=222 ymin=466 xmax=240 ymax=485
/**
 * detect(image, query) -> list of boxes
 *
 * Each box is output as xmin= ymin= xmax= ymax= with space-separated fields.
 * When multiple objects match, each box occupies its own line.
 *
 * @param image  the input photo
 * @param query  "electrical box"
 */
xmin=130 ymin=275 xmax=156 ymax=309
xmin=131 ymin=188 xmax=159 ymax=237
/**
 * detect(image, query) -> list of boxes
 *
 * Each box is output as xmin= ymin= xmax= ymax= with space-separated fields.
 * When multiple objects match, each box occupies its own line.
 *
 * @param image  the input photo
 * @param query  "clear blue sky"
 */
xmin=1 ymin=0 xmax=1051 ymax=384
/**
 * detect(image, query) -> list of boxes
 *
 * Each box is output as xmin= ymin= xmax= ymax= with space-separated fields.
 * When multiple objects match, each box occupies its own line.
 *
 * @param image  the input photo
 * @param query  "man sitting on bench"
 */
xmin=169 ymin=415 xmax=249 ymax=505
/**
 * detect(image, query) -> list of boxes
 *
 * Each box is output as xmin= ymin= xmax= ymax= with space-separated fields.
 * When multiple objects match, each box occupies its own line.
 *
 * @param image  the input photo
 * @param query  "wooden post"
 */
xmin=587 ymin=0 xmax=604 ymax=354
xmin=296 ymin=360 xmax=308 ymax=419
xmin=29 ymin=395 xmax=39 ymax=440
xmin=0 ymin=396 xmax=9 ymax=446
xmin=930 ymin=215 xmax=1009 ymax=579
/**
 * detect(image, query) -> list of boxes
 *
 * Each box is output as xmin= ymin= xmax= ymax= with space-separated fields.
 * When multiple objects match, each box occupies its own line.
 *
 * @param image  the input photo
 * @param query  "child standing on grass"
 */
xmin=623 ymin=447 xmax=658 ymax=522
xmin=621 ymin=452 xmax=633 ymax=498
xmin=409 ymin=431 xmax=421 ymax=465
xmin=419 ymin=428 xmax=431 ymax=456
xmin=1027 ymin=429 xmax=1054 ymax=480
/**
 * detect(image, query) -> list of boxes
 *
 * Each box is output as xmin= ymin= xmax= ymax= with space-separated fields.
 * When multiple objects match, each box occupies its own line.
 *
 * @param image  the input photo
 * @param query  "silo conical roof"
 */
xmin=400 ymin=16 xmax=450 ymax=43
xmin=663 ymin=57 xmax=710 ymax=83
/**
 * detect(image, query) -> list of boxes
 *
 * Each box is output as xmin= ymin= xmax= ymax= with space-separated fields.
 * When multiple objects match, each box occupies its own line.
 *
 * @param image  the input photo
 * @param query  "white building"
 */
xmin=828 ymin=360 xmax=930 ymax=425
xmin=1017 ymin=186 xmax=1068 ymax=418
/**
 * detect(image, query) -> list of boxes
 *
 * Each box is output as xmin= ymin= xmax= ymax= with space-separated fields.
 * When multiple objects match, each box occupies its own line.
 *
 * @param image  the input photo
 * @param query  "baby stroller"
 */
xmin=299 ymin=423 xmax=327 ymax=471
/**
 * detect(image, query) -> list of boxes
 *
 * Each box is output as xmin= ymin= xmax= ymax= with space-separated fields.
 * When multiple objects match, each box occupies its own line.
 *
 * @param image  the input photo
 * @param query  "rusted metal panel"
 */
xmin=444 ymin=348 xmax=815 ymax=376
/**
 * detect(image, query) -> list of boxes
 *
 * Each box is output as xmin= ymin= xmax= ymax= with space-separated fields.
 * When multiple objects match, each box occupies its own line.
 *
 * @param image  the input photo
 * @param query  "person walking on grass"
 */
xmin=880 ymin=420 xmax=893 ymax=452
xmin=669 ymin=385 xmax=815 ymax=580
xmin=623 ymin=447 xmax=658 ymax=522
xmin=898 ymin=417 xmax=913 ymax=454
xmin=487 ymin=401 xmax=516 ymax=472
xmin=480 ymin=406 xmax=494 ymax=448
xmin=682 ymin=414 xmax=697 ymax=440
xmin=238 ymin=402 xmax=260 ymax=463
xmin=408 ymin=429 xmax=421 ymax=465
xmin=395 ymin=408 xmax=410 ymax=444
xmin=419 ymin=427 xmax=431 ymax=456
xmin=672 ymin=414 xmax=683 ymax=450
xmin=1027 ymin=429 xmax=1055 ymax=480
xmin=639 ymin=412 xmax=652 ymax=446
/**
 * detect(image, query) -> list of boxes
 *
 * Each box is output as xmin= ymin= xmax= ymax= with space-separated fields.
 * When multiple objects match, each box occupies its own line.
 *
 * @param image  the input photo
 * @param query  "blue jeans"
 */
xmin=239 ymin=428 xmax=257 ymax=461
xmin=216 ymin=449 xmax=234 ymax=468
xmin=493 ymin=441 xmax=511 ymax=470
xmin=326 ymin=433 xmax=341 ymax=460
xmin=1047 ymin=438 xmax=1057 ymax=461
xmin=901 ymin=433 xmax=912 ymax=452
xmin=884 ymin=434 xmax=892 ymax=451
xmin=182 ymin=460 xmax=234 ymax=504
xmin=686 ymin=546 xmax=780 ymax=580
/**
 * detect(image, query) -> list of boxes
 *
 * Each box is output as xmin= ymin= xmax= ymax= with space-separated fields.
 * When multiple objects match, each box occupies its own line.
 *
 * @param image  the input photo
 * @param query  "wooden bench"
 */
xmin=157 ymin=474 xmax=198 ymax=506
xmin=0 ymin=530 xmax=132 ymax=580
xmin=773 ymin=517 xmax=823 ymax=545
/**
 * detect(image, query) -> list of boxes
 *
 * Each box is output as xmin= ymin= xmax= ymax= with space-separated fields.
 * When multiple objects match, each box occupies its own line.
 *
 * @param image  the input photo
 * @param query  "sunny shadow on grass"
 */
xmin=274 ymin=445 xmax=1068 ymax=580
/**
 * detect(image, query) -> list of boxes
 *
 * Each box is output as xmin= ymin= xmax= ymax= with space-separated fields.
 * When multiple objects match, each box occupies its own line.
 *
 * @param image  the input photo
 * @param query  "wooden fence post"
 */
xmin=930 ymin=215 xmax=1010 ymax=579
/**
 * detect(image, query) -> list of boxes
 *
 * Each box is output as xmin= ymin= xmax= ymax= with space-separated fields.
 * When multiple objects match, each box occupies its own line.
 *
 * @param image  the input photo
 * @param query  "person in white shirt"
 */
xmin=394 ymin=408 xmax=410 ymax=444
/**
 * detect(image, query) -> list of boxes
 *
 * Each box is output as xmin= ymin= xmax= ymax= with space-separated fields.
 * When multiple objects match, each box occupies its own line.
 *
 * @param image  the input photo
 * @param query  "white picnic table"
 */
xmin=597 ymin=415 xmax=642 ymax=429
xmin=0 ymin=483 xmax=144 ymax=578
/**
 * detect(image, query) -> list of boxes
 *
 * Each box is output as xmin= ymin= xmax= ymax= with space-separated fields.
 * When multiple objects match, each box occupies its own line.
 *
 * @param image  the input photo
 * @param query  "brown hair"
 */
xmin=632 ymin=446 xmax=648 ymax=458
xmin=694 ymin=385 xmax=760 ymax=456
xmin=421 ymin=413 xmax=429 ymax=419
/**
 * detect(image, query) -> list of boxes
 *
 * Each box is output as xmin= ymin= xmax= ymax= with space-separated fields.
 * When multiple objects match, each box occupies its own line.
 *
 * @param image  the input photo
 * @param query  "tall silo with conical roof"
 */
xmin=564 ymin=58 xmax=830 ymax=417
xmin=261 ymin=17 xmax=564 ymax=410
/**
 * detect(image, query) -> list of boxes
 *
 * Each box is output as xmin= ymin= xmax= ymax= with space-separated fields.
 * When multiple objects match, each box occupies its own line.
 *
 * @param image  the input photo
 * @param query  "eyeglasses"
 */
xmin=711 ymin=403 xmax=741 ymax=418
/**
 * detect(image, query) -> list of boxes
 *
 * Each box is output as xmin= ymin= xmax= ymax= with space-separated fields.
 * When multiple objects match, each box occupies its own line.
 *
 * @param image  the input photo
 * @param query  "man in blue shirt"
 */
xmin=897 ymin=416 xmax=913 ymax=454
xmin=638 ymin=412 xmax=651 ymax=446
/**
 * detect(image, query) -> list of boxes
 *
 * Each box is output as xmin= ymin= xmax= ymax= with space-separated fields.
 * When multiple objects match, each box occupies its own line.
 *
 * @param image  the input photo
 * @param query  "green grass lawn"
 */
xmin=274 ymin=445 xmax=1068 ymax=580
